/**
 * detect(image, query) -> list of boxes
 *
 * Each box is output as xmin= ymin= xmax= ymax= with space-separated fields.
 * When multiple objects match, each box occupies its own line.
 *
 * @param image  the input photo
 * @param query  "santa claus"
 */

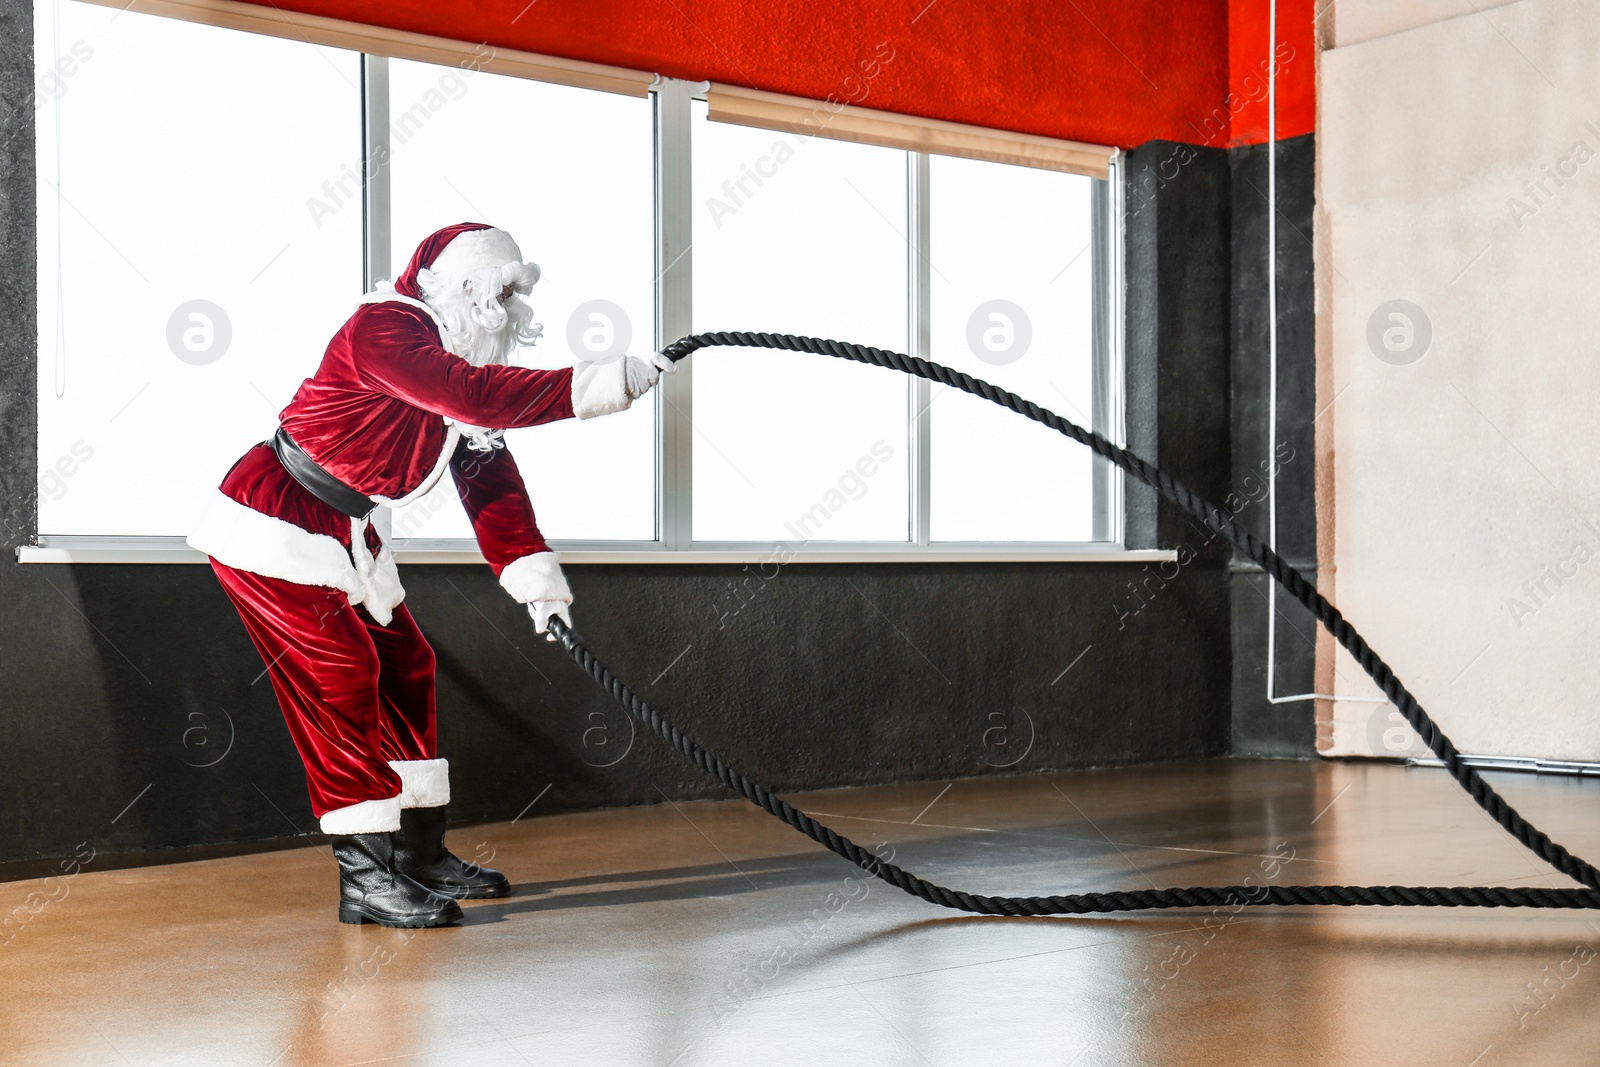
xmin=189 ymin=222 xmax=670 ymax=928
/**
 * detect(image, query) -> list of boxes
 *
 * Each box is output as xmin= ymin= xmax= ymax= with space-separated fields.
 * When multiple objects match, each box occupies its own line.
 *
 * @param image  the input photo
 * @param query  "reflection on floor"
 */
xmin=2 ymin=759 xmax=1598 ymax=1066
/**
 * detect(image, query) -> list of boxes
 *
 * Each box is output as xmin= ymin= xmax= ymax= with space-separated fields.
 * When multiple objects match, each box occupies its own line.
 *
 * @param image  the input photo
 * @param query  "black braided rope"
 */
xmin=545 ymin=331 xmax=1600 ymax=914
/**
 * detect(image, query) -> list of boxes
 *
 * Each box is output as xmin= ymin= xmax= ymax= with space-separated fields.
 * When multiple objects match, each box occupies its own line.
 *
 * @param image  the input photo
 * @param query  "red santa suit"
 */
xmin=189 ymin=223 xmax=638 ymax=835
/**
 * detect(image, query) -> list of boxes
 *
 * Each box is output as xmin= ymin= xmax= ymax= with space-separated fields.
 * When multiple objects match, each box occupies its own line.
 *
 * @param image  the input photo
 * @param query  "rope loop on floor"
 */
xmin=545 ymin=331 xmax=1600 ymax=914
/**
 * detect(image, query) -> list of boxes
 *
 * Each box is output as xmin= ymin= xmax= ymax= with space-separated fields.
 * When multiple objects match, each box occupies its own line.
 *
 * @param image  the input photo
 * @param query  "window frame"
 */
xmin=23 ymin=8 xmax=1161 ymax=565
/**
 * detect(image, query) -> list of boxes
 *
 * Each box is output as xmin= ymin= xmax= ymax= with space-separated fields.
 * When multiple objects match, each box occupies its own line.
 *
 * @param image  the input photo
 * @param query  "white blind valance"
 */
xmin=706 ymin=83 xmax=1116 ymax=178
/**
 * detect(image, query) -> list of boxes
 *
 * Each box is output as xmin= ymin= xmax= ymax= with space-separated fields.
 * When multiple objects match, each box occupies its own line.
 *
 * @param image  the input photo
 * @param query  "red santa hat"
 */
xmin=394 ymin=222 xmax=537 ymax=299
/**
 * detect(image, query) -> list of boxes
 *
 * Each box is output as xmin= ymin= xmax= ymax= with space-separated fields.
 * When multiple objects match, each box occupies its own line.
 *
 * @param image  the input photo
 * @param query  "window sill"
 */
xmin=17 ymin=536 xmax=1177 ymax=565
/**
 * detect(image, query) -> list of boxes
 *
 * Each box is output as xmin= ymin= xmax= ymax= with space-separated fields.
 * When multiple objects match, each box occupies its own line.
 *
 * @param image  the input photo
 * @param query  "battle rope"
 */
xmin=545 ymin=331 xmax=1600 ymax=914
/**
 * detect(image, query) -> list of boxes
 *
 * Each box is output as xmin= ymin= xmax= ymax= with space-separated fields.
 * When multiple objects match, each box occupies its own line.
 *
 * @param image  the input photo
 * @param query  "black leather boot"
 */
xmin=333 ymin=832 xmax=464 ymax=927
xmin=394 ymin=805 xmax=511 ymax=899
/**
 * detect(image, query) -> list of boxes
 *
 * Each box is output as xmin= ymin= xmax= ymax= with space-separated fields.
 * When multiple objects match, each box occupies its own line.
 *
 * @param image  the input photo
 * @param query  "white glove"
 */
xmin=622 ymin=356 xmax=660 ymax=400
xmin=529 ymin=600 xmax=572 ymax=640
xmin=648 ymin=351 xmax=679 ymax=376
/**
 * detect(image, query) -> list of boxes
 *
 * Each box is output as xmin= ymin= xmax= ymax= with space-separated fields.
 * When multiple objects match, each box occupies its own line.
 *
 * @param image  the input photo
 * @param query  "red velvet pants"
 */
xmin=212 ymin=560 xmax=436 ymax=819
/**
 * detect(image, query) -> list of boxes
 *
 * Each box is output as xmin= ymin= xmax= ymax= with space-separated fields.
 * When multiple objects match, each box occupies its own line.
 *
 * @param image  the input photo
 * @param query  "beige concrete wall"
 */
xmin=1330 ymin=0 xmax=1519 ymax=47
xmin=1320 ymin=0 xmax=1600 ymax=760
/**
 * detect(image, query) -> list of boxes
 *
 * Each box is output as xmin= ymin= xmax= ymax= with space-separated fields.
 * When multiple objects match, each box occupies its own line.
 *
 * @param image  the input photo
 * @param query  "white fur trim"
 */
xmin=390 ymin=758 xmax=450 ymax=808
xmin=344 ymin=516 xmax=405 ymax=628
xmin=498 ymin=551 xmax=571 ymax=605
xmin=363 ymin=544 xmax=405 ymax=626
xmin=188 ymin=491 xmax=405 ymax=626
xmin=319 ymin=795 xmax=402 ymax=835
xmin=571 ymin=358 xmax=631 ymax=420
xmin=190 ymin=491 xmax=364 ymax=597
xmin=426 ymin=228 xmax=524 ymax=279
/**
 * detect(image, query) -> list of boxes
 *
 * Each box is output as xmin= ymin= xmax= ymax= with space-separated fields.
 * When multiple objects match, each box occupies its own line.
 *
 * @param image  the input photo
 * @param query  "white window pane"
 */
xmin=35 ymin=2 xmax=362 ymax=535
xmin=386 ymin=62 xmax=655 ymax=543
xmin=690 ymin=104 xmax=910 ymax=542
xmin=927 ymin=155 xmax=1096 ymax=542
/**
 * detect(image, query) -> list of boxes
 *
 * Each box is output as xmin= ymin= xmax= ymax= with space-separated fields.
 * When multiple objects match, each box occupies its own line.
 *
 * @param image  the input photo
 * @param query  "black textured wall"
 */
xmin=0 ymin=10 xmax=1247 ymax=875
xmin=1122 ymin=134 xmax=1320 ymax=758
xmin=1123 ymin=140 xmax=1235 ymax=557
xmin=0 ymin=557 xmax=1233 ymax=876
xmin=1228 ymin=134 xmax=1319 ymax=758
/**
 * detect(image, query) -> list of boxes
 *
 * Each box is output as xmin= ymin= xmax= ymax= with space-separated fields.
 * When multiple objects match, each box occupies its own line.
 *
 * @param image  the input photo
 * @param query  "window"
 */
xmin=35 ymin=1 xmax=362 ymax=536
xmin=687 ymin=108 xmax=1111 ymax=548
xmin=383 ymin=59 xmax=656 ymax=544
xmin=690 ymin=100 xmax=911 ymax=542
xmin=31 ymin=0 xmax=1121 ymax=560
xmin=927 ymin=155 xmax=1098 ymax=542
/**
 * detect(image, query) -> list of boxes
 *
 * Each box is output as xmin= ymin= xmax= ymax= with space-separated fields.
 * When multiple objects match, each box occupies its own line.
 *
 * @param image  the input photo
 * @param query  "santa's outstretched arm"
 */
xmin=353 ymin=305 xmax=580 ymax=428
xmin=351 ymin=304 xmax=669 ymax=429
xmin=448 ymin=438 xmax=571 ymax=635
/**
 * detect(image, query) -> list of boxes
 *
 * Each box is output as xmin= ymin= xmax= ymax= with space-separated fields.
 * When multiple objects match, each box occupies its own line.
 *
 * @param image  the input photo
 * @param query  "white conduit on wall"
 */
xmin=1263 ymin=0 xmax=1385 ymax=707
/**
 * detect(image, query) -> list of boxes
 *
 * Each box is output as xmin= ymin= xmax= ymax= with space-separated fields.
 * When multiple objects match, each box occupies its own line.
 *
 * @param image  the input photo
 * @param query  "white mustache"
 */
xmin=470 ymin=302 xmax=509 ymax=332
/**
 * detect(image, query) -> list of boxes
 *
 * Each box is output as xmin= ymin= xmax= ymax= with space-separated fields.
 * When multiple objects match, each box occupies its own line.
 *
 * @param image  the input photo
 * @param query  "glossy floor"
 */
xmin=2 ymin=759 xmax=1598 ymax=1065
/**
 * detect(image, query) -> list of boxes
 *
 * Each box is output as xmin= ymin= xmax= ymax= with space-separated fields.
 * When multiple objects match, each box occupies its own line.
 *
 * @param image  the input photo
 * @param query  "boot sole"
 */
xmin=338 ymin=900 xmax=463 ymax=928
xmin=416 ymin=879 xmax=511 ymax=901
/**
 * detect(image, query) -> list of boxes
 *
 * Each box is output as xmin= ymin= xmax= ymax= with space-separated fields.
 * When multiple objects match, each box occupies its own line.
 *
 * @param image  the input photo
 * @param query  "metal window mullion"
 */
xmin=908 ymin=152 xmax=932 ymax=547
xmin=654 ymin=78 xmax=697 ymax=550
xmin=1089 ymin=169 xmax=1121 ymax=543
xmin=362 ymin=54 xmax=394 ymax=541
xmin=361 ymin=54 xmax=391 ymax=294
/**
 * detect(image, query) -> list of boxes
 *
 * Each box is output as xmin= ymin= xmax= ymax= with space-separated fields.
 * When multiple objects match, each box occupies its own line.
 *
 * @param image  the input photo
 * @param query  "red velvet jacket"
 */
xmin=220 ymin=300 xmax=574 ymax=573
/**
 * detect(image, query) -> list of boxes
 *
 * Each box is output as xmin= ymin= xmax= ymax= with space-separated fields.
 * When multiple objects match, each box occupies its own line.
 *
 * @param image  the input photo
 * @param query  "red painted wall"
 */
xmin=262 ymin=0 xmax=1311 ymax=149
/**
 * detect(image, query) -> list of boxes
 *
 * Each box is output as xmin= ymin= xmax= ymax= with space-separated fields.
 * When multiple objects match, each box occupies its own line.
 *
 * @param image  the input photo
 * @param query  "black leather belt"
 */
xmin=270 ymin=428 xmax=377 ymax=519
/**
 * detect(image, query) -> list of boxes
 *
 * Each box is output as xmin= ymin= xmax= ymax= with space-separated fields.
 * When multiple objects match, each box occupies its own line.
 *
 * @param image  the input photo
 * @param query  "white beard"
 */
xmin=436 ymin=304 xmax=543 ymax=369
